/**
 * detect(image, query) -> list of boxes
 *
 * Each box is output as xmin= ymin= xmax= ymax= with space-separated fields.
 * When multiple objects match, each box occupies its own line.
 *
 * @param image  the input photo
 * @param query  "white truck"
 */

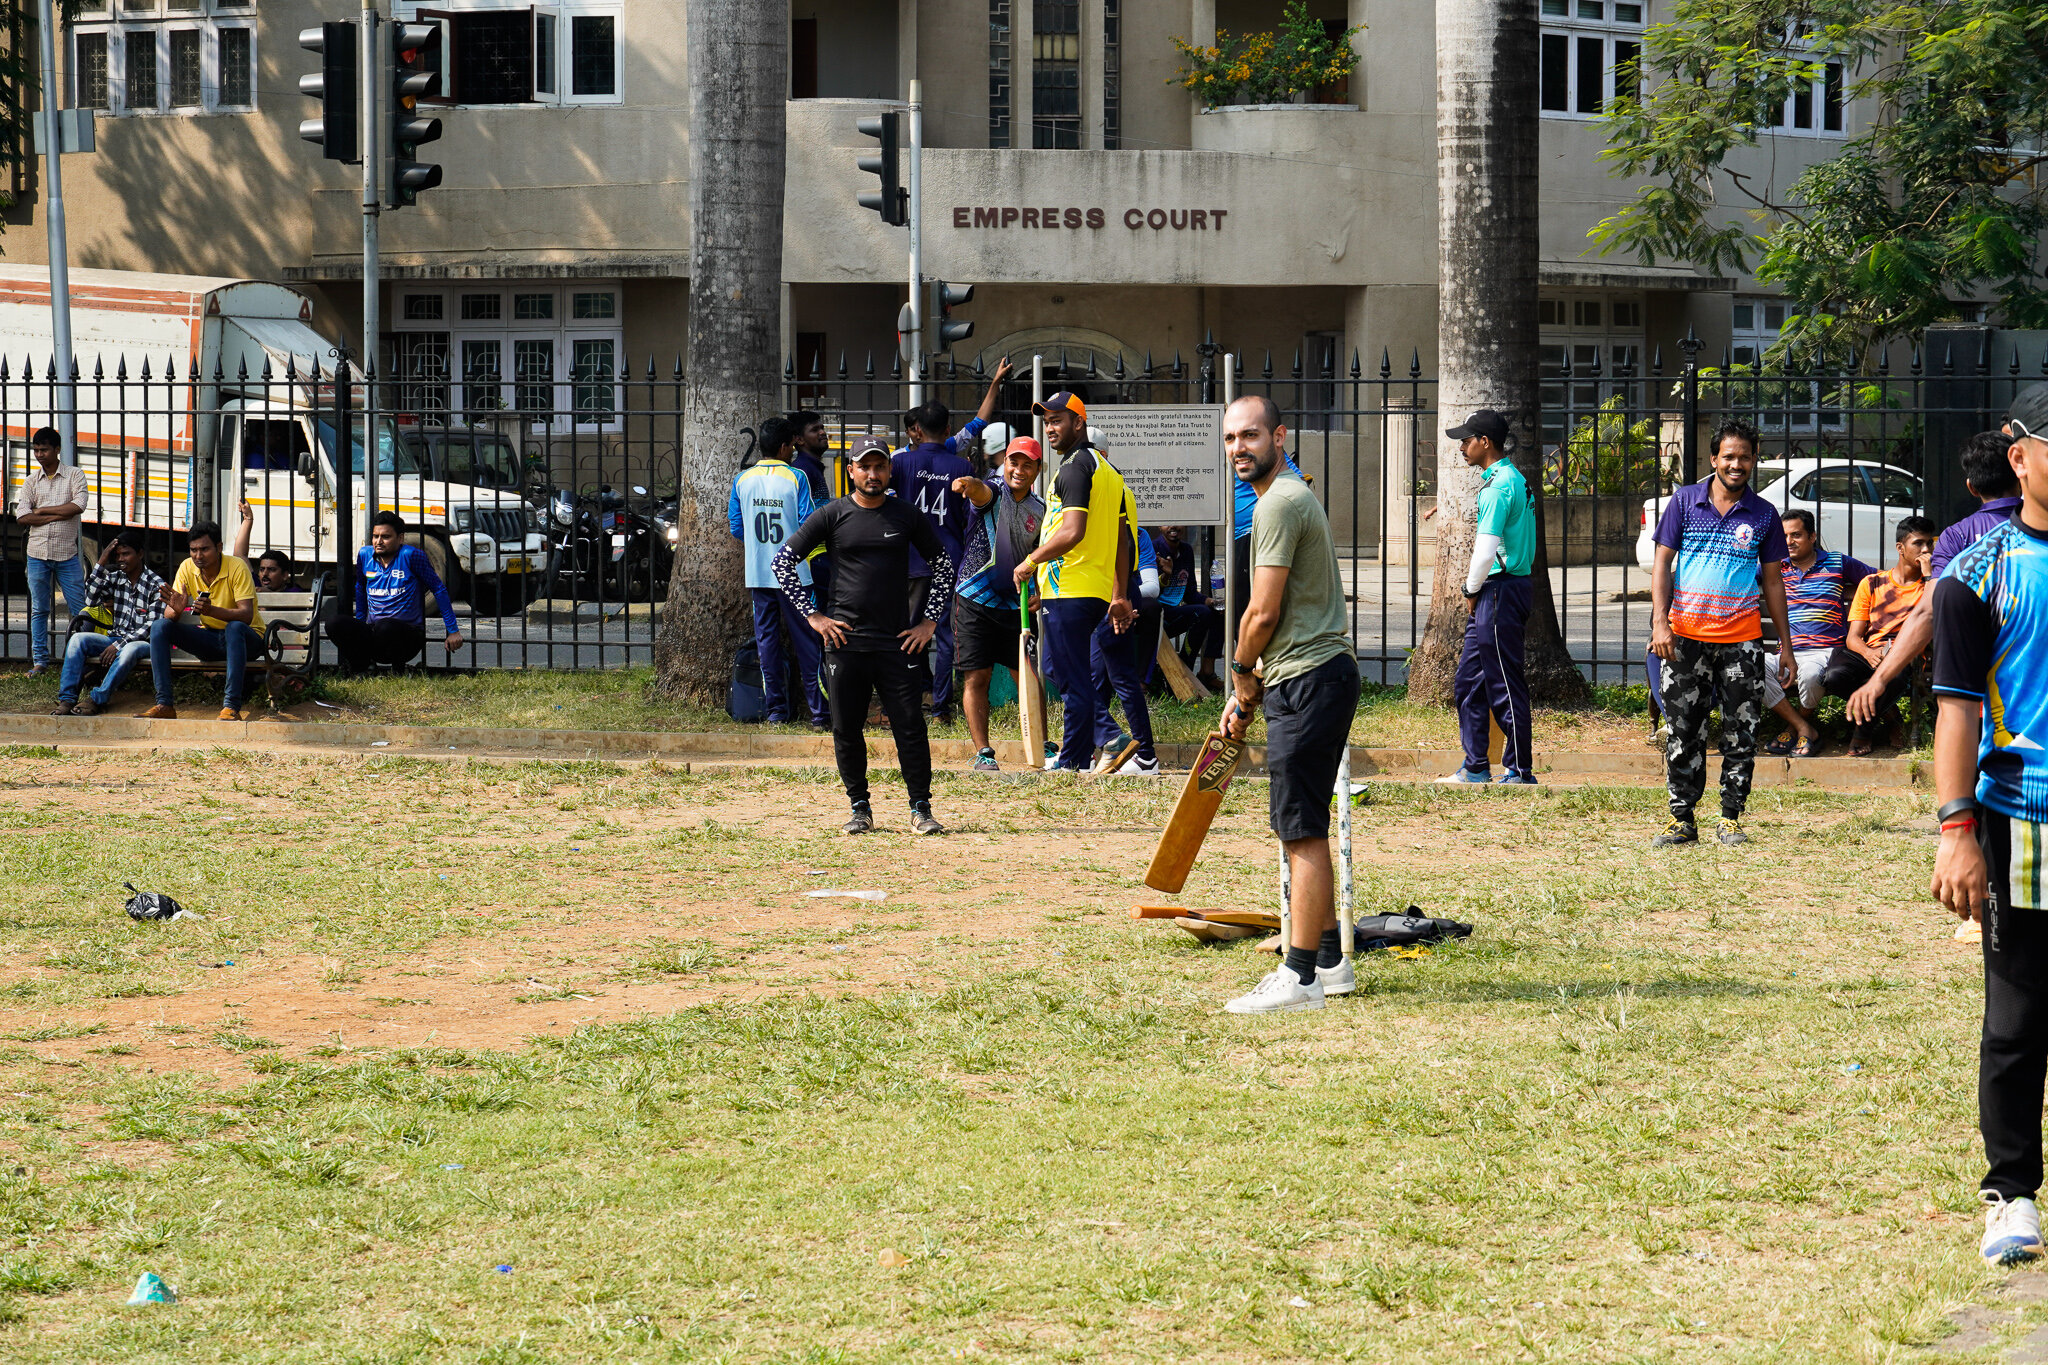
xmin=0 ymin=266 xmax=549 ymax=613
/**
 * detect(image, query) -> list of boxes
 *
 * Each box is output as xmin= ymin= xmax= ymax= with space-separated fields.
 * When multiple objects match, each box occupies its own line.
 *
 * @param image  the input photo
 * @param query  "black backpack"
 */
xmin=726 ymin=642 xmax=768 ymax=723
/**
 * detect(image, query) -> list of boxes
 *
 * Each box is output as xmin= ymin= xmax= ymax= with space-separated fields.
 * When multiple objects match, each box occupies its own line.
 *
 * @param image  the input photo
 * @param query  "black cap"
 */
xmin=1445 ymin=410 xmax=1510 ymax=447
xmin=2010 ymin=384 xmax=2048 ymax=443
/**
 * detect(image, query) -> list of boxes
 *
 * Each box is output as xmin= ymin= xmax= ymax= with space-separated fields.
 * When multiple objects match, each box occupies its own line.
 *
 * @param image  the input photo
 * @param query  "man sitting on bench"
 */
xmin=144 ymin=519 xmax=266 ymax=721
xmin=330 ymin=511 xmax=465 ymax=674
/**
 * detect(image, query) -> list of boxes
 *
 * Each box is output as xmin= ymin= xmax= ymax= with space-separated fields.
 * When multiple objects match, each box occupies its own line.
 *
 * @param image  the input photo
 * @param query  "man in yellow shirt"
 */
xmin=1010 ymin=391 xmax=1139 ymax=772
xmin=144 ymin=519 xmax=266 ymax=720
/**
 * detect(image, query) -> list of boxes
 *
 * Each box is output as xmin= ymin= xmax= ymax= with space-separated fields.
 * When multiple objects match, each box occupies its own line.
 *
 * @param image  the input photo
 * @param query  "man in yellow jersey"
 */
xmin=1011 ymin=391 xmax=1138 ymax=772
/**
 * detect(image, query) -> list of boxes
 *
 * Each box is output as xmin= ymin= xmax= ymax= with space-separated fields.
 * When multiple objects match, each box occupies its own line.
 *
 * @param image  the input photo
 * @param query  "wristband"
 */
xmin=1937 ymin=797 xmax=1981 ymax=824
xmin=1229 ymin=659 xmax=1255 ymax=676
xmin=1941 ymin=817 xmax=1977 ymax=834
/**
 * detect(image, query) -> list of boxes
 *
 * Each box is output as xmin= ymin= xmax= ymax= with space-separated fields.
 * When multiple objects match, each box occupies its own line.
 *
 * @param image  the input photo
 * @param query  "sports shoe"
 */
xmin=1651 ymin=818 xmax=1698 ymax=847
xmin=1716 ymin=817 xmax=1748 ymax=846
xmin=1982 ymin=1193 xmax=2044 ymax=1265
xmin=1093 ymin=736 xmax=1138 ymax=774
xmin=1044 ymin=741 xmax=1060 ymax=763
xmin=1121 ymin=754 xmax=1162 ymax=777
xmin=218 ymin=706 xmax=245 ymax=722
xmin=1316 ymin=957 xmax=1356 ymax=997
xmin=1224 ymin=966 xmax=1325 ymax=1015
xmin=909 ymin=802 xmax=945 ymax=836
xmin=1496 ymin=768 xmax=1537 ymax=785
xmin=1434 ymin=766 xmax=1491 ymax=785
xmin=140 ymin=703 xmax=178 ymax=720
xmin=842 ymin=806 xmax=874 ymax=835
xmin=971 ymin=749 xmax=1000 ymax=773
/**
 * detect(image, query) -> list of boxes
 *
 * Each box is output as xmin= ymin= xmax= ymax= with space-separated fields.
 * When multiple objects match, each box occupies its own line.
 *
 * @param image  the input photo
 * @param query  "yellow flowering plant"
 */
xmin=1170 ymin=1 xmax=1363 ymax=108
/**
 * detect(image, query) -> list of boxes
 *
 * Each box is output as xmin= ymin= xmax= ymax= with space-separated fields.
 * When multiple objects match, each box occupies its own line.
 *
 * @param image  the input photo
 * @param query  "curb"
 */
xmin=0 ymin=712 xmax=1922 ymax=789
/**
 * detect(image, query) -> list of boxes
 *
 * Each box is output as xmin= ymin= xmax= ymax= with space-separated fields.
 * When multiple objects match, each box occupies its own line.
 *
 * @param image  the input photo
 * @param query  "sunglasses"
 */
xmin=2014 ymin=418 xmax=2040 ymax=444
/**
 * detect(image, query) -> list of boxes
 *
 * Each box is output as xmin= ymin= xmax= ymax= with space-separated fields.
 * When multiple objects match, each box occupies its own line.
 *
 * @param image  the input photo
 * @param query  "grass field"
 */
xmin=0 ymin=748 xmax=2019 ymax=1361
xmin=0 ymin=664 xmax=1664 ymax=754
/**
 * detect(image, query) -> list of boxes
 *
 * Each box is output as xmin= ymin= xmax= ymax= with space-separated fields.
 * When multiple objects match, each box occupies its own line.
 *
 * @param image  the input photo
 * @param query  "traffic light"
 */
xmin=298 ymin=22 xmax=358 ymax=163
xmin=930 ymin=281 xmax=974 ymax=350
xmin=386 ymin=23 xmax=444 ymax=208
xmin=855 ymin=112 xmax=906 ymax=226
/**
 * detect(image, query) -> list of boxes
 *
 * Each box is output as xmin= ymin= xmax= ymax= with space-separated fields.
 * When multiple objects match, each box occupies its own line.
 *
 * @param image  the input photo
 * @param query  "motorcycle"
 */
xmin=542 ymin=484 xmax=669 ymax=604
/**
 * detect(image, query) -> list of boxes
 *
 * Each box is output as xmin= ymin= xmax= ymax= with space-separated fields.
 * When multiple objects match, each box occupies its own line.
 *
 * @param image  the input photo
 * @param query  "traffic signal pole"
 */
xmin=360 ymin=0 xmax=381 ymax=536
xmin=906 ymin=78 xmax=924 ymax=405
xmin=34 ymin=0 xmax=74 ymax=456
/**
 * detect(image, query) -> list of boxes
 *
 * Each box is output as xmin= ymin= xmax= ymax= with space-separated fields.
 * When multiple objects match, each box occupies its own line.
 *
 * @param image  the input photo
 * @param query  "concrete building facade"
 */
xmin=17 ymin=0 xmax=1862 ymax=427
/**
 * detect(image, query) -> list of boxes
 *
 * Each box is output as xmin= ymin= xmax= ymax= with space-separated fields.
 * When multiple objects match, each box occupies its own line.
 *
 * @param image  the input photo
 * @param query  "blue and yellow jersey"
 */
xmin=728 ymin=458 xmax=815 ymax=589
xmin=1933 ymin=517 xmax=2048 ymax=824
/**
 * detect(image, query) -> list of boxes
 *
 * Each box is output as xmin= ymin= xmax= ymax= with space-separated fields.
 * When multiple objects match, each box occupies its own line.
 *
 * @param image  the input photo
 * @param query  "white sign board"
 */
xmin=1084 ymin=404 xmax=1227 ymax=527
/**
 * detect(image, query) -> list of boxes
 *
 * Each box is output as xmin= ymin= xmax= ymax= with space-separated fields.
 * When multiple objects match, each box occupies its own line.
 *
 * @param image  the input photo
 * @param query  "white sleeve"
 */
xmin=1139 ymin=564 xmax=1161 ymax=599
xmin=1465 ymin=532 xmax=1502 ymax=596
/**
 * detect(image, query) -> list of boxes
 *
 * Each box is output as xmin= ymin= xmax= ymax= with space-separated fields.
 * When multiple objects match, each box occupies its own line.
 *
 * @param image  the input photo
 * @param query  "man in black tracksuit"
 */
xmin=774 ymin=436 xmax=955 ymax=836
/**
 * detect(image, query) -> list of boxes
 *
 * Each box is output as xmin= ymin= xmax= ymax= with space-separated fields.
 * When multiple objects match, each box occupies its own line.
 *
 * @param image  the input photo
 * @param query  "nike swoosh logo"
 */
xmin=882 ymin=532 xmax=900 ymax=539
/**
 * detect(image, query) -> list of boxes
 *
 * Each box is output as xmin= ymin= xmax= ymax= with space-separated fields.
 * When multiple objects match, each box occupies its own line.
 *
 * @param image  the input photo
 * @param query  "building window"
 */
xmin=1537 ymin=289 xmax=1647 ymax=450
xmin=1103 ymin=0 xmax=1120 ymax=150
xmin=402 ymin=3 xmax=622 ymax=106
xmin=1766 ymin=58 xmax=1845 ymax=136
xmin=1730 ymin=295 xmax=1844 ymax=428
xmin=989 ymin=0 xmax=1012 ymax=148
xmin=391 ymin=283 xmax=623 ymax=430
xmin=1032 ymin=0 xmax=1080 ymax=149
xmin=75 ymin=3 xmax=256 ymax=116
xmin=1539 ymin=0 xmax=1640 ymax=119
xmin=75 ymin=33 xmax=111 ymax=109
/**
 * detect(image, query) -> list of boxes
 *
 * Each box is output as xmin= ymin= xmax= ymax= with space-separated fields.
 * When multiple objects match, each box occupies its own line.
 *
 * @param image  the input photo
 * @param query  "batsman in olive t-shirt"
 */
xmin=1250 ymin=471 xmax=1350 ymax=684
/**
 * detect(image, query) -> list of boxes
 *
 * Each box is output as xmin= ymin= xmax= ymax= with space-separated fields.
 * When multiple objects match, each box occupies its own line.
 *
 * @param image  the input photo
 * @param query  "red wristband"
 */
xmin=1941 ymin=817 xmax=1977 ymax=833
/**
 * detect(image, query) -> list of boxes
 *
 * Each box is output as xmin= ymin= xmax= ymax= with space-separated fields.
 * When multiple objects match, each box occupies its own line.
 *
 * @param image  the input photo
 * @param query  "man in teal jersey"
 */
xmin=1440 ymin=410 xmax=1538 ymax=784
xmin=729 ymin=415 xmax=824 ymax=726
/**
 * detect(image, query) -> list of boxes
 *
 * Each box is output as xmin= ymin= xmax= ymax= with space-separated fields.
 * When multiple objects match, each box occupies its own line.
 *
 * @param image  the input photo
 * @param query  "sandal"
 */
xmin=1791 ymin=733 xmax=1822 ymax=758
xmin=1848 ymin=726 xmax=1875 ymax=758
xmin=1764 ymin=732 xmax=1795 ymax=756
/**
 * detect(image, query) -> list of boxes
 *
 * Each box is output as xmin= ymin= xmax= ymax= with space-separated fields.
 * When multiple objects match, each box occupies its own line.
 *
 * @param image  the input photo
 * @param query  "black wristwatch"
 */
xmin=1229 ymin=659 xmax=1255 ymax=676
xmin=1938 ymin=797 xmax=1981 ymax=825
xmin=1462 ymin=585 xmax=1480 ymax=599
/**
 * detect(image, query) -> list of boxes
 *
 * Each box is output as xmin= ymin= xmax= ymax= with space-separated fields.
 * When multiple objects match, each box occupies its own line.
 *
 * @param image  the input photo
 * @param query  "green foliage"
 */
xmin=1543 ymin=395 xmax=1668 ymax=496
xmin=1594 ymin=0 xmax=2048 ymax=356
xmin=1170 ymin=1 xmax=1364 ymax=108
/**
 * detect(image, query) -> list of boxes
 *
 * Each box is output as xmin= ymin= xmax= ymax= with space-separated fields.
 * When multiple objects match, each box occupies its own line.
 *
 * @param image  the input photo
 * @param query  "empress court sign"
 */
xmin=949 ymin=206 xmax=1231 ymax=232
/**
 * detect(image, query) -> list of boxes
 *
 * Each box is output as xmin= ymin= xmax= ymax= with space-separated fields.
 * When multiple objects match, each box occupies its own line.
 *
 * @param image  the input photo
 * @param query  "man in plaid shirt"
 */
xmin=54 ymin=530 xmax=165 ymax=716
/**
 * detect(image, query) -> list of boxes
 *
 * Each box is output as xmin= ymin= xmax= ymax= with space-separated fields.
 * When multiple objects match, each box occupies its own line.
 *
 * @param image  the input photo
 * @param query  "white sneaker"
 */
xmin=1224 ymin=967 xmax=1325 ymax=1014
xmin=1316 ymin=957 xmax=1355 ymax=996
xmin=1982 ymin=1192 xmax=2044 ymax=1265
xmin=1118 ymin=754 xmax=1162 ymax=777
xmin=1092 ymin=739 xmax=1138 ymax=774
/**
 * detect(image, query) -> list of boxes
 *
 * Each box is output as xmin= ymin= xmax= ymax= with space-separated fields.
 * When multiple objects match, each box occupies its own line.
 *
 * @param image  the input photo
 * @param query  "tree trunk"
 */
xmin=1408 ymin=0 xmax=1588 ymax=707
xmin=652 ymin=0 xmax=789 ymax=702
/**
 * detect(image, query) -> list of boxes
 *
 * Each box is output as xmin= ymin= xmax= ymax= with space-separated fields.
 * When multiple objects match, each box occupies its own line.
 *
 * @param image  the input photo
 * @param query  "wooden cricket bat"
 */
xmin=1154 ymin=633 xmax=1210 ymax=702
xmin=1019 ymin=602 xmax=1047 ymax=769
xmin=1131 ymin=905 xmax=1281 ymax=930
xmin=1142 ymin=730 xmax=1248 ymax=893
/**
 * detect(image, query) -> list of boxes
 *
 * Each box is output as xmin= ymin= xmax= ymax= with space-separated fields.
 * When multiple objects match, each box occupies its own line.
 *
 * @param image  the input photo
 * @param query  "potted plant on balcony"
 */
xmin=1171 ymin=0 xmax=1364 ymax=110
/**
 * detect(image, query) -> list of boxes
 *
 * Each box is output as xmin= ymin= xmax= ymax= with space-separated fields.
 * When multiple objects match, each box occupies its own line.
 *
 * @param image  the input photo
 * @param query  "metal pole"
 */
xmin=1031 ymin=353 xmax=1046 ymax=499
xmin=906 ymin=78 xmax=924 ymax=405
xmin=34 ymin=0 xmax=74 ymax=456
xmin=1336 ymin=748 xmax=1354 ymax=964
xmin=1222 ymin=353 xmax=1238 ymax=671
xmin=361 ymin=1 xmax=381 ymax=539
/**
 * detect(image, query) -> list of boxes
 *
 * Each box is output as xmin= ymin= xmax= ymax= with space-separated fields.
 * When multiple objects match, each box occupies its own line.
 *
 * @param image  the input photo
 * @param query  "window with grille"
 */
xmin=391 ymin=283 xmax=621 ymax=431
xmin=1032 ymin=0 xmax=1080 ymax=149
xmin=1102 ymin=0 xmax=1120 ymax=150
xmin=1539 ymin=0 xmax=1641 ymax=118
xmin=72 ymin=2 xmax=256 ymax=116
xmin=988 ymin=0 xmax=1011 ymax=148
xmin=1765 ymin=57 xmax=1845 ymax=136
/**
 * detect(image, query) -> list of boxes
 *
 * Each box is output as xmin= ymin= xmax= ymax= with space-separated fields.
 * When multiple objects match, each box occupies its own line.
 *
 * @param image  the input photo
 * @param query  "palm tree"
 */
xmin=653 ymin=0 xmax=789 ymax=701
xmin=1407 ymin=0 xmax=1587 ymax=706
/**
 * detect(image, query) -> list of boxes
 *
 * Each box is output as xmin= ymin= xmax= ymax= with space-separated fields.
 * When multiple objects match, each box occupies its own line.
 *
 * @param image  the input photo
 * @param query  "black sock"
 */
xmin=850 ymin=799 xmax=871 ymax=814
xmin=1317 ymin=928 xmax=1343 ymax=969
xmin=1284 ymin=945 xmax=1318 ymax=986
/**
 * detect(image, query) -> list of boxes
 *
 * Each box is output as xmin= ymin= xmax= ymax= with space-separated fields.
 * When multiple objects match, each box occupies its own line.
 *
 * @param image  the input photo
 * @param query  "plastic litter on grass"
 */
xmin=806 ymin=890 xmax=888 ymax=902
xmin=126 ymin=1272 xmax=176 ymax=1305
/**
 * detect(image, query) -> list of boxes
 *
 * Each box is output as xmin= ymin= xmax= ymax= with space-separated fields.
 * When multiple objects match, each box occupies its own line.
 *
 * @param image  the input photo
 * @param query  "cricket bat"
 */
xmin=1131 ymin=905 xmax=1281 ymax=930
xmin=1142 ymin=730 xmax=1248 ymax=893
xmin=1018 ymin=599 xmax=1047 ymax=769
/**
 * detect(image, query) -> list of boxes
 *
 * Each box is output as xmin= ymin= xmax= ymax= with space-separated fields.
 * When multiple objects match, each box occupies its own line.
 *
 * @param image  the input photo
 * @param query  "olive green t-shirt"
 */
xmin=1249 ymin=471 xmax=1350 ymax=685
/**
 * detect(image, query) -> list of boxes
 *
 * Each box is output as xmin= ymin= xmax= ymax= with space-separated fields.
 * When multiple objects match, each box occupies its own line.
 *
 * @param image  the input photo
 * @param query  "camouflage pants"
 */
xmin=1661 ymin=637 xmax=1765 ymax=822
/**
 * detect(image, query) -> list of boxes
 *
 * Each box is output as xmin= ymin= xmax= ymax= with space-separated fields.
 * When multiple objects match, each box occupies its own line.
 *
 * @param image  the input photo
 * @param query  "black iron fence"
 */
xmin=0 ymin=329 xmax=2036 ymax=685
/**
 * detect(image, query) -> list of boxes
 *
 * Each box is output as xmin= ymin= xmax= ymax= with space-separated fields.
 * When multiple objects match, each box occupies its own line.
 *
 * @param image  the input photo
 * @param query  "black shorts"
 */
xmin=1264 ymin=651 xmax=1362 ymax=842
xmin=955 ymin=596 xmax=1025 ymax=675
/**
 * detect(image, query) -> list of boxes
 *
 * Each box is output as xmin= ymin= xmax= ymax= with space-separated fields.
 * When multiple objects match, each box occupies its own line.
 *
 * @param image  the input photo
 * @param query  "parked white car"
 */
xmin=1634 ymin=458 xmax=1923 ymax=571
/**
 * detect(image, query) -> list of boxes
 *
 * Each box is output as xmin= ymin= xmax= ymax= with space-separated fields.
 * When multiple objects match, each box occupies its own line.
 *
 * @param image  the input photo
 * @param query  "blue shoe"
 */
xmin=1496 ymin=768 xmax=1537 ymax=785
xmin=1434 ymin=766 xmax=1491 ymax=785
